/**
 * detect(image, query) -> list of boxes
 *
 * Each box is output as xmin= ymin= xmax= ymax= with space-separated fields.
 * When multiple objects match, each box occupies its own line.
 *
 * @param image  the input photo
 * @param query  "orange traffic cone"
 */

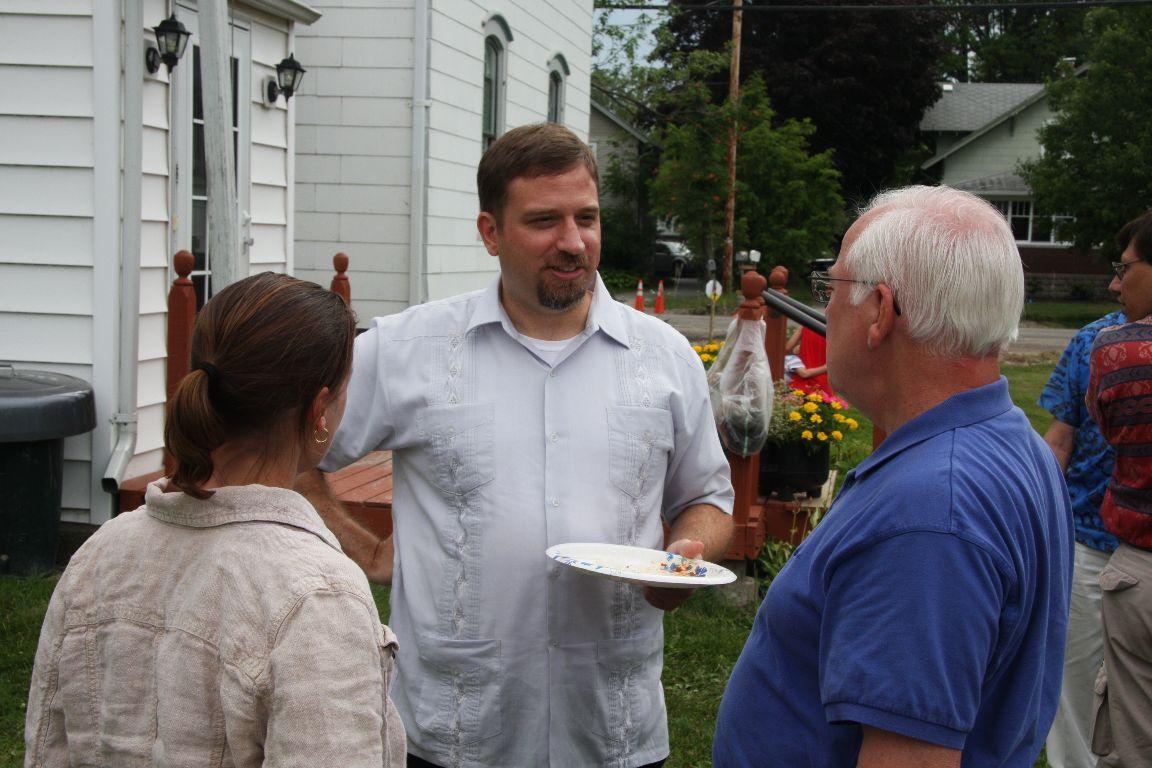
xmin=654 ymin=280 xmax=666 ymax=315
xmin=633 ymin=279 xmax=645 ymax=311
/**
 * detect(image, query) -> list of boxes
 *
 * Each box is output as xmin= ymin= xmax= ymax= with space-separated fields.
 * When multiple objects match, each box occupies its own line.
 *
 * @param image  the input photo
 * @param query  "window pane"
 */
xmin=231 ymin=57 xmax=238 ymax=128
xmin=1032 ymin=214 xmax=1053 ymax=242
xmin=193 ymin=123 xmax=206 ymax=197
xmin=192 ymin=199 xmax=208 ymax=271
xmin=191 ymin=274 xmax=209 ymax=311
xmin=548 ymin=71 xmax=561 ymax=122
xmin=1010 ymin=216 xmax=1030 ymax=241
xmin=193 ymin=47 xmax=202 ymax=121
xmin=483 ymin=38 xmax=500 ymax=146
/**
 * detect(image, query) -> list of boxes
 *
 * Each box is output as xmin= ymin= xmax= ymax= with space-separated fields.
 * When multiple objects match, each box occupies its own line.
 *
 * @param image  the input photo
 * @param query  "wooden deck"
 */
xmin=119 ymin=454 xmax=830 ymax=560
xmin=117 ymin=452 xmax=395 ymax=539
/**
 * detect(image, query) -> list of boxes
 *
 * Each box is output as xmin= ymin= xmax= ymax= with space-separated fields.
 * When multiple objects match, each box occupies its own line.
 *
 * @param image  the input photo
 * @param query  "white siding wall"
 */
xmin=126 ymin=0 xmax=176 ymax=483
xmin=0 ymin=1 xmax=103 ymax=522
xmin=0 ymin=2 xmax=299 ymax=524
xmin=294 ymin=0 xmax=593 ymax=320
xmin=294 ymin=1 xmax=417 ymax=321
xmin=424 ymin=0 xmax=592 ymax=301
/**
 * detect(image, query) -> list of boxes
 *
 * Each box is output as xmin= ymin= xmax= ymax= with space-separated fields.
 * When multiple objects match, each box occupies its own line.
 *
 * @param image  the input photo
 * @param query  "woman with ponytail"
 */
xmin=25 ymin=273 xmax=405 ymax=766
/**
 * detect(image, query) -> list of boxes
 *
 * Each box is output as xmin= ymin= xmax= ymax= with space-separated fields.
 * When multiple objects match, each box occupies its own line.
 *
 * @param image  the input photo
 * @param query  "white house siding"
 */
xmin=294 ymin=0 xmax=592 ymax=320
xmin=0 ymin=1 xmax=106 ymax=522
xmin=939 ymin=99 xmax=1054 ymax=189
xmin=293 ymin=1 xmax=417 ymax=322
xmin=1 ymin=1 xmax=300 ymax=525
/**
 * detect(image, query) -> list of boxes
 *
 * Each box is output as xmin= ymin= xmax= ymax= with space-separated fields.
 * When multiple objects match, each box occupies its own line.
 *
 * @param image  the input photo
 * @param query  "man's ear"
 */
xmin=477 ymin=212 xmax=500 ymax=256
xmin=866 ymin=283 xmax=899 ymax=350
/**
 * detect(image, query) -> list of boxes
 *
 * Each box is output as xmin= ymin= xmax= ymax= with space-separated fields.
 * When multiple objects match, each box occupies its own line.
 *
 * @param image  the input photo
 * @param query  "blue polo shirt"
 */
xmin=714 ymin=378 xmax=1073 ymax=767
xmin=1038 ymin=311 xmax=1124 ymax=552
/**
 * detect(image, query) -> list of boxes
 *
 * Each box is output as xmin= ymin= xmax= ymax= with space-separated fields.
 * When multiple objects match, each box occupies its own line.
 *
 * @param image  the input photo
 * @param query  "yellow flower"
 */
xmin=692 ymin=345 xmax=703 ymax=353
xmin=809 ymin=414 xmax=823 ymax=424
xmin=803 ymin=402 xmax=819 ymax=413
xmin=792 ymin=389 xmax=806 ymax=397
xmin=833 ymin=413 xmax=846 ymax=423
xmin=831 ymin=430 xmax=844 ymax=441
xmin=701 ymin=354 xmax=713 ymax=363
xmin=817 ymin=432 xmax=828 ymax=441
xmin=788 ymin=411 xmax=802 ymax=422
xmin=801 ymin=430 xmax=813 ymax=441
xmin=806 ymin=392 xmax=823 ymax=403
xmin=845 ymin=418 xmax=859 ymax=431
xmin=831 ymin=401 xmax=843 ymax=410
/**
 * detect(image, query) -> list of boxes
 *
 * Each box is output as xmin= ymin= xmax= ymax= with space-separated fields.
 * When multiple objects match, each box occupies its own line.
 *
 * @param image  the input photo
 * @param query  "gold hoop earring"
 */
xmin=313 ymin=425 xmax=330 ymax=444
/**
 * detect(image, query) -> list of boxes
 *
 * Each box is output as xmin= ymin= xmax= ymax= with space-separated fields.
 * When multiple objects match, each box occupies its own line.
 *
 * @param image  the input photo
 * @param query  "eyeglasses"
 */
xmin=810 ymin=271 xmax=901 ymax=315
xmin=1111 ymin=259 xmax=1144 ymax=280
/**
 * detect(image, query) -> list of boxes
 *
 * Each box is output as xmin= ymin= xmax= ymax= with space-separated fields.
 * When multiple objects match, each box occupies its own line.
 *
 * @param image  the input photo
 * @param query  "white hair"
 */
xmin=844 ymin=185 xmax=1023 ymax=357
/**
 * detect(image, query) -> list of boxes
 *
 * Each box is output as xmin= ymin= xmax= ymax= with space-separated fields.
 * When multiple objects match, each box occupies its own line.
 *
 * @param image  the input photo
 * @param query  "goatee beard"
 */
xmin=538 ymin=280 xmax=588 ymax=310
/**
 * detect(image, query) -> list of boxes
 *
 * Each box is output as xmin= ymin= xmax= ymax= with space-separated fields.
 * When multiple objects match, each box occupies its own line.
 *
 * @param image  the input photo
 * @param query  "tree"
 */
xmin=648 ymin=72 xmax=844 ymax=279
xmin=658 ymin=0 xmax=942 ymax=206
xmin=939 ymin=2 xmax=1090 ymax=83
xmin=1021 ymin=7 xmax=1152 ymax=259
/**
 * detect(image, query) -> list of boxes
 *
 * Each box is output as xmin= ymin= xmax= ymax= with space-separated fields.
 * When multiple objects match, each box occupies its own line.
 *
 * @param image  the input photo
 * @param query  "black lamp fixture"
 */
xmin=146 ymin=14 xmax=191 ymax=74
xmin=266 ymin=54 xmax=306 ymax=103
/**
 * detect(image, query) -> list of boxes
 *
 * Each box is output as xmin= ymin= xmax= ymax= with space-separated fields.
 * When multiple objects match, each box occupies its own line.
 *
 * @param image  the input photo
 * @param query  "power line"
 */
xmin=597 ymin=0 xmax=1152 ymax=11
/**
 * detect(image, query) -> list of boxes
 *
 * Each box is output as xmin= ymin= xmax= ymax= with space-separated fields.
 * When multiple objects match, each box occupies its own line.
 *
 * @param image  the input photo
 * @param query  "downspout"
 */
xmin=408 ymin=0 xmax=430 ymax=306
xmin=103 ymin=0 xmax=144 ymax=492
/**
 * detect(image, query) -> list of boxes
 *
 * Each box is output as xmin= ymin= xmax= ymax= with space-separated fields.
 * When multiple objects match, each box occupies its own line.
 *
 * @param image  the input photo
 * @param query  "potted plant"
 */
xmin=759 ymin=381 xmax=858 ymax=500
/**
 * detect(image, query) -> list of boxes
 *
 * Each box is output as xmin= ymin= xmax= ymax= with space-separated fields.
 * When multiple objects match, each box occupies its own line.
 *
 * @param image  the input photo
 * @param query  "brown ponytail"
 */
xmin=164 ymin=272 xmax=356 ymax=498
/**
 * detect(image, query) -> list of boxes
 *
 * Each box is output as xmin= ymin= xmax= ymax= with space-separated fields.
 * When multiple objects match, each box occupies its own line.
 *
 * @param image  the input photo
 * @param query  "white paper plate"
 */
xmin=546 ymin=542 xmax=737 ymax=588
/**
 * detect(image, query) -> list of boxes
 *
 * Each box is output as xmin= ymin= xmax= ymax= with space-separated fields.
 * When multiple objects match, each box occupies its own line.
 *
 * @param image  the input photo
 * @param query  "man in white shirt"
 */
xmin=299 ymin=123 xmax=734 ymax=768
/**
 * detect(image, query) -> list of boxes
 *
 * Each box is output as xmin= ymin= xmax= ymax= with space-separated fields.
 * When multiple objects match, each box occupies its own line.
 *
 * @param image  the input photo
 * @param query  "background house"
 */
xmin=919 ymin=81 xmax=1110 ymax=296
xmin=292 ymin=0 xmax=594 ymax=322
xmin=0 ymin=0 xmax=318 ymax=525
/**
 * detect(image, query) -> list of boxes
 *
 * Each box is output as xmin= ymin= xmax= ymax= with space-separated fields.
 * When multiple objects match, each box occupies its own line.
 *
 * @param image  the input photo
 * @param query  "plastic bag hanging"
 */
xmin=707 ymin=316 xmax=772 ymax=456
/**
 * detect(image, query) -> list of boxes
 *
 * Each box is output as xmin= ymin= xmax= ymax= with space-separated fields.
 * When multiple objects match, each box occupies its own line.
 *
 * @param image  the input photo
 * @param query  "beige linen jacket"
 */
xmin=25 ymin=481 xmax=405 ymax=767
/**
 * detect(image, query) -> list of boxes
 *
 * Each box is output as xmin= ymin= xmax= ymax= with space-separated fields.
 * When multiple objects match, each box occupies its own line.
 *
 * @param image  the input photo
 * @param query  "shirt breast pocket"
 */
xmin=415 ymin=402 xmax=496 ymax=496
xmin=607 ymin=405 xmax=674 ymax=499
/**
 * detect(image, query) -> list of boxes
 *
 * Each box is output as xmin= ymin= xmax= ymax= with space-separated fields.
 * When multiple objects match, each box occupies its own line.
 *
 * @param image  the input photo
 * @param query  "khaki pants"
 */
xmin=1092 ymin=544 xmax=1152 ymax=767
xmin=1047 ymin=543 xmax=1111 ymax=768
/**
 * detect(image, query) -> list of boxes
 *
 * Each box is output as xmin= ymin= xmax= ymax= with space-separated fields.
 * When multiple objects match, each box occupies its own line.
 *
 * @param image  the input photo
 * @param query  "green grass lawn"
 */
xmin=1023 ymin=299 xmax=1119 ymax=328
xmin=0 ymin=361 xmax=1058 ymax=767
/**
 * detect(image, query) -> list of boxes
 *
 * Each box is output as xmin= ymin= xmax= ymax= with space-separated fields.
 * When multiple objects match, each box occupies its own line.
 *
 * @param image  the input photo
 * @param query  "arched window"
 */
xmin=482 ymin=15 xmax=512 ymax=150
xmin=546 ymin=54 xmax=569 ymax=124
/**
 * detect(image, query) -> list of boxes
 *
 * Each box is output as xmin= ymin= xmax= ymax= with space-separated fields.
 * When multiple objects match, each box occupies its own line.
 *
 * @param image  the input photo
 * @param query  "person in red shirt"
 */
xmin=786 ymin=326 xmax=835 ymax=400
xmin=1086 ymin=209 xmax=1152 ymax=768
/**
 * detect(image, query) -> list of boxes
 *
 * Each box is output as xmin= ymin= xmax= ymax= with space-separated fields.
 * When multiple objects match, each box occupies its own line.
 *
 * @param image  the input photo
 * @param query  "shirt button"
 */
xmin=551 ymin=498 xmax=560 ymax=508
xmin=550 ymin=568 xmax=560 ymax=579
xmin=550 ymin=433 xmax=559 ymax=443
xmin=550 ymin=640 xmax=559 ymax=648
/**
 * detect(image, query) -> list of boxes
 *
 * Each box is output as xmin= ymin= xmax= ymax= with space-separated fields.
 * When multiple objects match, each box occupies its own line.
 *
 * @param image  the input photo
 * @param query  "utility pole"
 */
xmin=722 ymin=0 xmax=743 ymax=291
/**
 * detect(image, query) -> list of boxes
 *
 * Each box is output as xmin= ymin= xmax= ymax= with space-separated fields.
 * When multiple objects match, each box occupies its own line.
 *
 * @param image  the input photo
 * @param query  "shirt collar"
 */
xmin=850 ymin=376 xmax=1016 ymax=481
xmin=465 ymin=272 xmax=632 ymax=349
xmin=144 ymin=481 xmax=343 ymax=552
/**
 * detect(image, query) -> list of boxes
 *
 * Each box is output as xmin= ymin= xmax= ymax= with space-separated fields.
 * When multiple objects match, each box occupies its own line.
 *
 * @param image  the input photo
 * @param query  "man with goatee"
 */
xmin=300 ymin=123 xmax=733 ymax=768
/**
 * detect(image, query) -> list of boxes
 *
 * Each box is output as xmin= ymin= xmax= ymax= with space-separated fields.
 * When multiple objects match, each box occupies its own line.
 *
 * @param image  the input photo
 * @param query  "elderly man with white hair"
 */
xmin=713 ymin=186 xmax=1074 ymax=768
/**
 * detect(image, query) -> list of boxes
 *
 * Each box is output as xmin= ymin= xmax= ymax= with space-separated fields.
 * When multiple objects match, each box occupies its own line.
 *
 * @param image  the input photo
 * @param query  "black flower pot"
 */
xmin=759 ymin=440 xmax=831 ymax=501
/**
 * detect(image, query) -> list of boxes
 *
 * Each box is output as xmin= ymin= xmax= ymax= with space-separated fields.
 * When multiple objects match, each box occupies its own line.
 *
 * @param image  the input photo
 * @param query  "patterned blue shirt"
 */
xmin=1038 ymin=311 xmax=1124 ymax=552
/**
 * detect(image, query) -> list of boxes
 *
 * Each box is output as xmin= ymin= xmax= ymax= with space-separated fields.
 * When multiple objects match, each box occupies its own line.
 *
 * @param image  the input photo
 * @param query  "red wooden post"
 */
xmin=165 ymin=251 xmax=197 ymax=474
xmin=331 ymin=252 xmax=351 ymax=305
xmin=764 ymin=266 xmax=789 ymax=383
xmin=167 ymin=251 xmax=197 ymax=399
xmin=723 ymin=270 xmax=768 ymax=558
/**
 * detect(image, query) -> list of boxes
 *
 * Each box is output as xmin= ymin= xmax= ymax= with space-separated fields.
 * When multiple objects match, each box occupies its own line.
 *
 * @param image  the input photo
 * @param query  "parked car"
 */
xmin=651 ymin=239 xmax=695 ymax=278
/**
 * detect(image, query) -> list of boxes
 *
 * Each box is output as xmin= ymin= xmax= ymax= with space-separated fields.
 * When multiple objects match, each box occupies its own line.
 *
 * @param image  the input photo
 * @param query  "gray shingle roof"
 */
xmin=920 ymin=83 xmax=1045 ymax=132
xmin=952 ymin=171 xmax=1031 ymax=194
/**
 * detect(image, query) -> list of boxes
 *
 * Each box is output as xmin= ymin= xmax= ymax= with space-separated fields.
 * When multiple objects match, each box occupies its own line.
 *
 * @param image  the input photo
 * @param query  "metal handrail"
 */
xmin=763 ymin=288 xmax=826 ymax=336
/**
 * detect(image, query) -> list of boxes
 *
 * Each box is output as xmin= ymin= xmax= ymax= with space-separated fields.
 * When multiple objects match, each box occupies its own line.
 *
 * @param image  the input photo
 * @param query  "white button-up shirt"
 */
xmin=322 ymin=275 xmax=734 ymax=767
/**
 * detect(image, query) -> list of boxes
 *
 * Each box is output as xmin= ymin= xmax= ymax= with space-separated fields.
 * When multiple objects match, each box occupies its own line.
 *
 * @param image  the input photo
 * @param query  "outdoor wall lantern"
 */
xmin=146 ymin=14 xmax=191 ymax=74
xmin=266 ymin=54 xmax=306 ymax=104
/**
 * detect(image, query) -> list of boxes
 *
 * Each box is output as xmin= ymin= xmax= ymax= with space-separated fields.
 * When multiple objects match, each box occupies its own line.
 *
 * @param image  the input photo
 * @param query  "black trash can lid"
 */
xmin=0 ymin=364 xmax=96 ymax=442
